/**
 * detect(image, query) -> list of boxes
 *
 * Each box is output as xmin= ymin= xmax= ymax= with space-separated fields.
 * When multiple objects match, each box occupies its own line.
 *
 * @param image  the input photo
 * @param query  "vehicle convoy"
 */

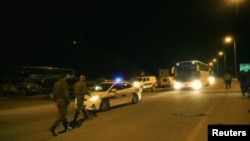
xmin=132 ymin=76 xmax=158 ymax=92
xmin=171 ymin=60 xmax=214 ymax=90
xmin=81 ymin=80 xmax=142 ymax=111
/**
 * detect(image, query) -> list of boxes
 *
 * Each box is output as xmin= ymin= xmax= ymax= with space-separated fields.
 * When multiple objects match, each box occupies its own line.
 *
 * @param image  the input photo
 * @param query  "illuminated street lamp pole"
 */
xmin=224 ymin=36 xmax=237 ymax=77
xmin=229 ymin=0 xmax=244 ymax=16
xmin=213 ymin=59 xmax=218 ymax=76
xmin=219 ymin=51 xmax=226 ymax=74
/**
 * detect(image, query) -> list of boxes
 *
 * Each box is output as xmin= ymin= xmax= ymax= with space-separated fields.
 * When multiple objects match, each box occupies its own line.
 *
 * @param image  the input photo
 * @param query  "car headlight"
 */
xmin=89 ymin=95 xmax=99 ymax=101
xmin=133 ymin=81 xmax=140 ymax=88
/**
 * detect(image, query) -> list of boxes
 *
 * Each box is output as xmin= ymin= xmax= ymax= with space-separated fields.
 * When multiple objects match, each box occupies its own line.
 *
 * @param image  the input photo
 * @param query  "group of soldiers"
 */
xmin=49 ymin=74 xmax=93 ymax=136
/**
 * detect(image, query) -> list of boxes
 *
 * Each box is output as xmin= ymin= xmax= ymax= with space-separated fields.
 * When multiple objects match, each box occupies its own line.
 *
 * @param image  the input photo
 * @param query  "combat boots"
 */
xmin=73 ymin=112 xmax=81 ymax=125
xmin=49 ymin=125 xmax=58 ymax=136
xmin=62 ymin=119 xmax=72 ymax=132
xmin=83 ymin=110 xmax=93 ymax=120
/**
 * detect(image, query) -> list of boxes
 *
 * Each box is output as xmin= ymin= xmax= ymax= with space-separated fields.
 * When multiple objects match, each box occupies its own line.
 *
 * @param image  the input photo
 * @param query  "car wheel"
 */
xmin=151 ymin=85 xmax=156 ymax=91
xmin=100 ymin=99 xmax=110 ymax=112
xmin=132 ymin=94 xmax=139 ymax=104
xmin=19 ymin=89 xmax=26 ymax=97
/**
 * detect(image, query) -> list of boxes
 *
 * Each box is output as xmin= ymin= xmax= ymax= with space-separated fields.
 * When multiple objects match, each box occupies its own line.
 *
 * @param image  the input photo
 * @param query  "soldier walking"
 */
xmin=49 ymin=73 xmax=71 ymax=136
xmin=73 ymin=75 xmax=92 ymax=125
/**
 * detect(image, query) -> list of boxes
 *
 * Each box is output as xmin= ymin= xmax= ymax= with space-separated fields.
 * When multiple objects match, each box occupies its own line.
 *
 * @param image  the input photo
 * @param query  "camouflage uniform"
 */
xmin=50 ymin=74 xmax=70 ymax=136
xmin=73 ymin=75 xmax=91 ymax=123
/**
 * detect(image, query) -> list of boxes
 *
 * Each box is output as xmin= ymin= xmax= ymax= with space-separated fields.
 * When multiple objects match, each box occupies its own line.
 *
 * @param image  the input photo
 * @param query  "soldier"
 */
xmin=72 ymin=75 xmax=92 ymax=125
xmin=49 ymin=73 xmax=71 ymax=136
xmin=223 ymin=72 xmax=232 ymax=89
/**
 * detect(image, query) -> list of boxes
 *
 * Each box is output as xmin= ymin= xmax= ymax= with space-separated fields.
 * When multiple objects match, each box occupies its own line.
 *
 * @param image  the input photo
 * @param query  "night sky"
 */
xmin=1 ymin=0 xmax=250 ymax=79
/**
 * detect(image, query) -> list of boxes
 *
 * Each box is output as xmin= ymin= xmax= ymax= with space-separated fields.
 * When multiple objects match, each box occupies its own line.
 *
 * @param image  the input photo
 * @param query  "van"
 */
xmin=158 ymin=76 xmax=174 ymax=87
xmin=132 ymin=76 xmax=158 ymax=92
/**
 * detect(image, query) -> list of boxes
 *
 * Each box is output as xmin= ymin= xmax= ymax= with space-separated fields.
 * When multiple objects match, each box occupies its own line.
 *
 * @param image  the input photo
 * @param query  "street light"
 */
xmin=224 ymin=36 xmax=237 ymax=77
xmin=219 ymin=51 xmax=226 ymax=74
xmin=228 ymin=0 xmax=244 ymax=16
xmin=213 ymin=59 xmax=218 ymax=76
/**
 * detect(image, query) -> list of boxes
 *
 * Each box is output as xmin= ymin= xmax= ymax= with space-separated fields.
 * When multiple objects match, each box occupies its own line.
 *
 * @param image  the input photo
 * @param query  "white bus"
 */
xmin=171 ymin=60 xmax=214 ymax=90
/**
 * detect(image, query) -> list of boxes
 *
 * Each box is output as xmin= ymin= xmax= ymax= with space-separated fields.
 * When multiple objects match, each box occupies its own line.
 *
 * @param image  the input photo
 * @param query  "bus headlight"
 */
xmin=173 ymin=82 xmax=181 ymax=89
xmin=192 ymin=80 xmax=202 ymax=89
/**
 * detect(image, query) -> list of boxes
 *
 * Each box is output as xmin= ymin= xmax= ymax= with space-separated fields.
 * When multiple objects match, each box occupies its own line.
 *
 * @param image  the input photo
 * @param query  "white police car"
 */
xmin=83 ymin=80 xmax=142 ymax=112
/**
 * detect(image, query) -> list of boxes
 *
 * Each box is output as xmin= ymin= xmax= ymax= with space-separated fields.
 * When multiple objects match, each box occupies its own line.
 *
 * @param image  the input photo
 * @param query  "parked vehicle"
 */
xmin=0 ymin=77 xmax=42 ymax=96
xmin=132 ymin=76 xmax=158 ymax=92
xmin=158 ymin=76 xmax=174 ymax=88
xmin=0 ymin=66 xmax=76 ymax=96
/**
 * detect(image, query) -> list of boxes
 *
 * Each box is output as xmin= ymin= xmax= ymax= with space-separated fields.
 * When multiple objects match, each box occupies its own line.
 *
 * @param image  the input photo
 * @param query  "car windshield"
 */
xmin=90 ymin=83 xmax=113 ymax=92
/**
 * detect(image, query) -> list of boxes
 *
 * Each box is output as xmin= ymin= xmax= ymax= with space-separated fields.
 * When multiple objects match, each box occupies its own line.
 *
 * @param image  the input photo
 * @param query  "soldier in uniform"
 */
xmin=49 ymin=73 xmax=71 ymax=136
xmin=73 ymin=75 xmax=92 ymax=125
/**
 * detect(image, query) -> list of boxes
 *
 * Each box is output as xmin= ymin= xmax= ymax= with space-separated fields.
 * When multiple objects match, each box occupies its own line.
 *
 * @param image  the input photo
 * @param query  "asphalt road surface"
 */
xmin=0 ymin=78 xmax=249 ymax=141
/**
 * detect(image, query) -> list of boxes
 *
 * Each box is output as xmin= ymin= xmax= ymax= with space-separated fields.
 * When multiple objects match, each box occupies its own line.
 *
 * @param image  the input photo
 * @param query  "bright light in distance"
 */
xmin=208 ymin=76 xmax=215 ymax=84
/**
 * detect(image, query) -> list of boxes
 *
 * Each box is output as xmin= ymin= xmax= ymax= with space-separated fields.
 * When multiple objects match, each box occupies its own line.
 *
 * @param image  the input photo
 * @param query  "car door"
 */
xmin=109 ymin=83 xmax=124 ymax=106
xmin=118 ymin=82 xmax=134 ymax=103
xmin=143 ymin=77 xmax=150 ymax=89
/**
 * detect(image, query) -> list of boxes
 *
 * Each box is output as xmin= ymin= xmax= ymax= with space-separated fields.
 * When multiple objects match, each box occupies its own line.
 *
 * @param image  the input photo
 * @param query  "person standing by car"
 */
xmin=72 ymin=75 xmax=92 ymax=125
xmin=223 ymin=72 xmax=232 ymax=89
xmin=49 ymin=73 xmax=71 ymax=136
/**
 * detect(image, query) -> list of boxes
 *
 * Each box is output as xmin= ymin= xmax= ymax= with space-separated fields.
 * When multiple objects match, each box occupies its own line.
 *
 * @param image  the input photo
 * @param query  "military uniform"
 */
xmin=73 ymin=78 xmax=91 ymax=123
xmin=50 ymin=76 xmax=71 ymax=136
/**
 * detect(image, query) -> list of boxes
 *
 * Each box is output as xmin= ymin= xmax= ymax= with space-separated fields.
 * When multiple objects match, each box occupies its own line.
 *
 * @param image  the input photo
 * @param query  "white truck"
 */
xmin=158 ymin=69 xmax=174 ymax=88
xmin=158 ymin=76 xmax=174 ymax=87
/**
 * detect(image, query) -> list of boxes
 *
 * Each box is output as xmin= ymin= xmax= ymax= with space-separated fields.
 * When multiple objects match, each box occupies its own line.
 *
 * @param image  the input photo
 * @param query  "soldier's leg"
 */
xmin=82 ymin=105 xmax=93 ymax=120
xmin=61 ymin=105 xmax=71 ymax=131
xmin=50 ymin=104 xmax=63 ymax=136
xmin=73 ymin=97 xmax=82 ymax=122
xmin=73 ymin=106 xmax=81 ymax=122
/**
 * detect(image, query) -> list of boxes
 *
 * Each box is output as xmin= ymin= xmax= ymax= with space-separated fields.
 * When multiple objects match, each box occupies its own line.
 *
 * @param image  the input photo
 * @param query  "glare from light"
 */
xmin=191 ymin=80 xmax=202 ymax=89
xmin=208 ymin=76 xmax=215 ymax=84
xmin=133 ymin=81 xmax=140 ymax=88
xmin=115 ymin=77 xmax=122 ymax=82
xmin=224 ymin=36 xmax=233 ymax=43
xmin=173 ymin=82 xmax=181 ymax=90
xmin=89 ymin=95 xmax=99 ymax=101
